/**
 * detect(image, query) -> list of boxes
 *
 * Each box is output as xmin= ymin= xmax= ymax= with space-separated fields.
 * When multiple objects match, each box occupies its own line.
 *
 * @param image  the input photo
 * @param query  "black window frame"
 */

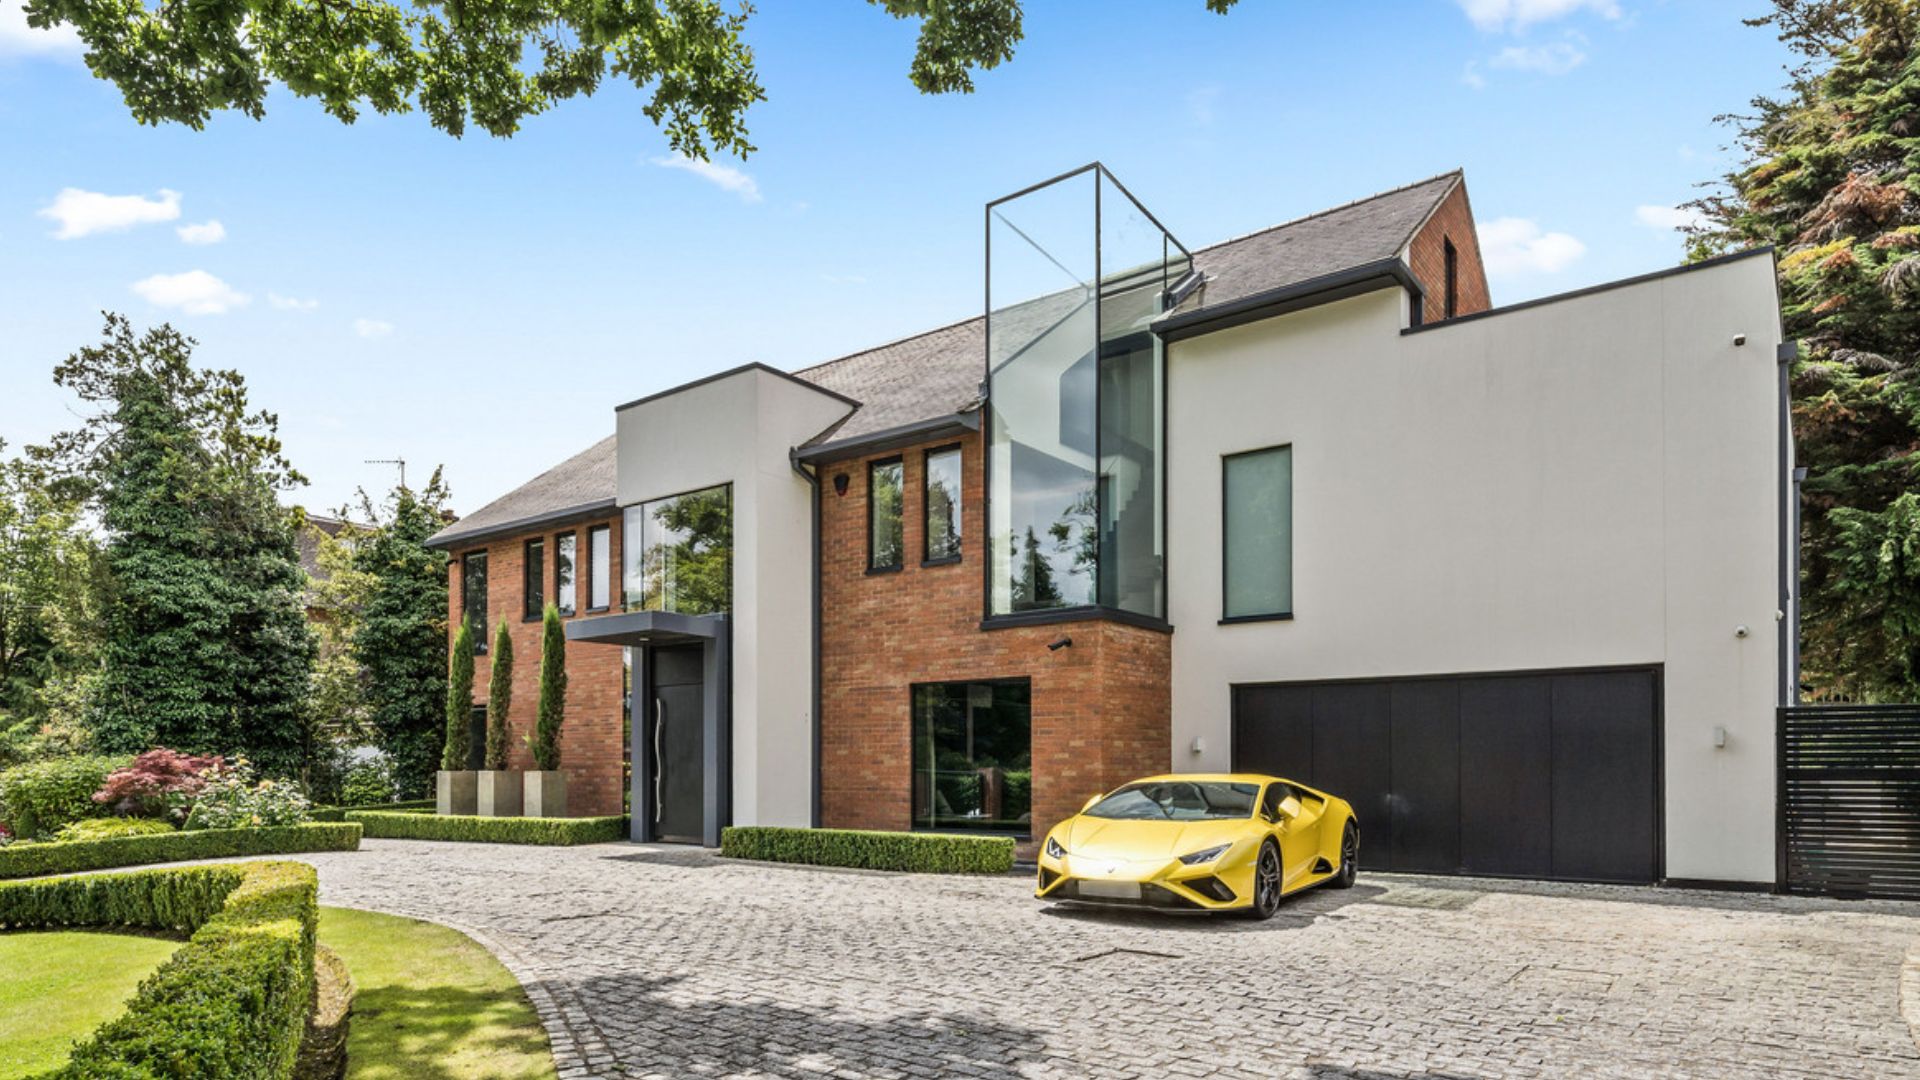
xmin=1220 ymin=443 xmax=1294 ymax=624
xmin=922 ymin=443 xmax=963 ymax=567
xmin=462 ymin=550 xmax=489 ymax=654
xmin=523 ymin=536 xmax=545 ymax=621
xmin=1443 ymin=236 xmax=1459 ymax=320
xmin=867 ymin=456 xmax=905 ymax=574
xmin=908 ymin=676 xmax=1033 ymax=838
xmin=585 ymin=524 xmax=612 ymax=613
xmin=553 ymin=530 xmax=577 ymax=618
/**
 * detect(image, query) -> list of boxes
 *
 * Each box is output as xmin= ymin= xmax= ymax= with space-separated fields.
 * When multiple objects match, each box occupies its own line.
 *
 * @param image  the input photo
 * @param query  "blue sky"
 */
xmin=0 ymin=0 xmax=1793 ymax=515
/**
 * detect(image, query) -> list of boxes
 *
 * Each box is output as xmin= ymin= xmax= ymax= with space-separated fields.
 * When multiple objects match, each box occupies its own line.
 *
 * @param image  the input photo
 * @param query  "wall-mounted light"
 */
xmin=1190 ymin=736 xmax=1205 ymax=756
xmin=1047 ymin=637 xmax=1072 ymax=652
xmin=1713 ymin=725 xmax=1728 ymax=749
xmin=832 ymin=473 xmax=850 ymax=496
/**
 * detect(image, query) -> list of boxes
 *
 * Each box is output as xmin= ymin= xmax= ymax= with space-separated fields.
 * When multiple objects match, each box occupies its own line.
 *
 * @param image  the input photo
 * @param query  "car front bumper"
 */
xmin=1033 ymin=850 xmax=1254 ymax=911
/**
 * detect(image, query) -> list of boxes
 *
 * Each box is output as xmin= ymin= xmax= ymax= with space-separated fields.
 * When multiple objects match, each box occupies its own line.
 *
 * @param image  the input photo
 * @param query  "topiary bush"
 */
xmin=0 ymin=861 xmax=320 ymax=1079
xmin=720 ymin=826 xmax=1015 ymax=874
xmin=347 ymin=809 xmax=623 ymax=845
xmin=532 ymin=605 xmax=566 ymax=771
xmin=0 ymin=754 xmax=125 ymax=839
xmin=443 ymin=622 xmax=476 ymax=771
xmin=53 ymin=817 xmax=175 ymax=843
xmin=0 ymin=822 xmax=361 ymax=880
xmin=485 ymin=619 xmax=513 ymax=770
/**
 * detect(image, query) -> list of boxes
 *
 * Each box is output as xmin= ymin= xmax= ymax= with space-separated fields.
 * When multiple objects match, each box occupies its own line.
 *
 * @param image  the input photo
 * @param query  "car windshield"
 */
xmin=1084 ymin=781 xmax=1259 ymax=821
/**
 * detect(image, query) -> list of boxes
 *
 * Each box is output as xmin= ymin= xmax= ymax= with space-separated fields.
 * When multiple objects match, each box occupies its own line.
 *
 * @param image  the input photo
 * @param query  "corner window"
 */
xmin=924 ymin=446 xmax=962 ymax=563
xmin=587 ymin=525 xmax=611 ymax=611
xmin=554 ymin=532 xmax=576 ymax=617
xmin=462 ymin=551 xmax=489 ymax=653
xmin=868 ymin=458 xmax=904 ymax=572
xmin=912 ymin=680 xmax=1031 ymax=834
xmin=624 ymin=484 xmax=731 ymax=615
xmin=523 ymin=537 xmax=545 ymax=619
xmin=1223 ymin=445 xmax=1293 ymax=620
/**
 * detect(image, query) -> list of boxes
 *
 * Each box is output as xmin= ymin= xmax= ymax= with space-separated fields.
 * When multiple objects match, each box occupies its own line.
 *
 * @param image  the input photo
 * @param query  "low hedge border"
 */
xmin=346 ymin=810 xmax=627 ymax=845
xmin=720 ymin=826 xmax=1015 ymax=874
xmin=0 ymin=860 xmax=319 ymax=1079
xmin=311 ymin=798 xmax=435 ymax=822
xmin=0 ymin=822 xmax=363 ymax=880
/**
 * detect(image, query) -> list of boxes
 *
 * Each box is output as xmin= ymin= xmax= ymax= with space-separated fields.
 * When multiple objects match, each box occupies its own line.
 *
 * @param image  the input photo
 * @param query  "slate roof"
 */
xmin=427 ymin=171 xmax=1461 ymax=549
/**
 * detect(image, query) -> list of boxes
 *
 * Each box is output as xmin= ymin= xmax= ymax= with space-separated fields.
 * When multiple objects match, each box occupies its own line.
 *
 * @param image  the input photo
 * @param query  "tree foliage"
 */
xmin=34 ymin=315 xmax=316 ymax=775
xmin=1693 ymin=0 xmax=1920 ymax=699
xmin=444 ymin=621 xmax=475 ymax=771
xmin=24 ymin=0 xmax=1234 ymax=148
xmin=349 ymin=474 xmax=451 ymax=796
xmin=533 ymin=604 xmax=566 ymax=771
xmin=484 ymin=619 xmax=513 ymax=771
xmin=0 ymin=444 xmax=102 ymax=742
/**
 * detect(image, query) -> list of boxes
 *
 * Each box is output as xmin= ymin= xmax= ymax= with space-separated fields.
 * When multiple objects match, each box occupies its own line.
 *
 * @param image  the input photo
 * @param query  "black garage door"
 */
xmin=1231 ymin=668 xmax=1661 ymax=884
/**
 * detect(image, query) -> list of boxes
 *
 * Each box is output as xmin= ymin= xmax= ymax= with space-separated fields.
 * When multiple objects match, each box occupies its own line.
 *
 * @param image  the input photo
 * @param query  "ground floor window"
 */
xmin=911 ymin=679 xmax=1031 ymax=834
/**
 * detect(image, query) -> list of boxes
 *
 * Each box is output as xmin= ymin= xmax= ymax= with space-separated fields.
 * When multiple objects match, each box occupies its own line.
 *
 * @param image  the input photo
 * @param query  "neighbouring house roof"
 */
xmin=427 ymin=171 xmax=1463 ymax=549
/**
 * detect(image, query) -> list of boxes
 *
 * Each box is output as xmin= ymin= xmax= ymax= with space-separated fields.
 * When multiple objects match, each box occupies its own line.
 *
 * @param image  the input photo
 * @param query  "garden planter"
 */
xmin=476 ymin=770 xmax=523 ymax=817
xmin=523 ymin=770 xmax=567 ymax=818
xmin=436 ymin=770 xmax=478 ymax=816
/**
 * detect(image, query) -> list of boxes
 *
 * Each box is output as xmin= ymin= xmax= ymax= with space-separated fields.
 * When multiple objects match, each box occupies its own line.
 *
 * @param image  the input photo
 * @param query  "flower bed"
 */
xmin=346 ymin=810 xmax=625 ymax=845
xmin=720 ymin=826 xmax=1015 ymax=874
xmin=0 ymin=822 xmax=361 ymax=880
xmin=0 ymin=861 xmax=318 ymax=1079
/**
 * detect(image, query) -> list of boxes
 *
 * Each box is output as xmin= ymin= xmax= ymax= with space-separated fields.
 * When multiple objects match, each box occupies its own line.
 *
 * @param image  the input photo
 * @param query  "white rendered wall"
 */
xmin=1164 ymin=254 xmax=1784 ymax=883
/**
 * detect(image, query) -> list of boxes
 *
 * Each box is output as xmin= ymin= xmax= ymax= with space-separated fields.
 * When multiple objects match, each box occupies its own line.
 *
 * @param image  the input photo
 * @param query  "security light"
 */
xmin=833 ymin=473 xmax=849 ymax=496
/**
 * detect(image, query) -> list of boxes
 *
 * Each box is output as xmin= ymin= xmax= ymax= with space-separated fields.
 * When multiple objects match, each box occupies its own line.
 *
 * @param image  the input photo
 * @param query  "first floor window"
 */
xmin=524 ymin=537 xmax=545 ymax=619
xmin=924 ymin=446 xmax=962 ymax=562
xmin=462 ymin=551 xmax=489 ymax=652
xmin=911 ymin=680 xmax=1031 ymax=834
xmin=1223 ymin=445 xmax=1293 ymax=619
xmin=587 ymin=525 xmax=611 ymax=611
xmin=555 ymin=532 xmax=577 ymax=616
xmin=625 ymin=484 xmax=732 ymax=615
xmin=869 ymin=458 xmax=904 ymax=571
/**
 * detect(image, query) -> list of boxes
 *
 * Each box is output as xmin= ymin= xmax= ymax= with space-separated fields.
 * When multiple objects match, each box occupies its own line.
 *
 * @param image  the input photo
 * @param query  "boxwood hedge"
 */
xmin=310 ymin=798 xmax=435 ymax=822
xmin=0 ymin=822 xmax=362 ymax=880
xmin=720 ymin=826 xmax=1014 ymax=874
xmin=0 ymin=860 xmax=319 ymax=1079
xmin=346 ymin=810 xmax=626 ymax=845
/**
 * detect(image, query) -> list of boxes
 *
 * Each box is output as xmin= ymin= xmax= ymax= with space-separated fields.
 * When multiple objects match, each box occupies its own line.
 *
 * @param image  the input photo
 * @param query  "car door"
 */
xmin=1264 ymin=782 xmax=1324 ymax=890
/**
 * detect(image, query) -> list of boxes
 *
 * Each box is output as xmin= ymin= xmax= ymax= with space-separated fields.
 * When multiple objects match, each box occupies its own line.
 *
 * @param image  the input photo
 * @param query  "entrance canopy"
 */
xmin=564 ymin=609 xmax=725 ymax=647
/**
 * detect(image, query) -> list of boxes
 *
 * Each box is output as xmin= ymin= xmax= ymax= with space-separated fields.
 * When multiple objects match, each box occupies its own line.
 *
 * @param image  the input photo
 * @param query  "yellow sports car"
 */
xmin=1035 ymin=774 xmax=1358 ymax=919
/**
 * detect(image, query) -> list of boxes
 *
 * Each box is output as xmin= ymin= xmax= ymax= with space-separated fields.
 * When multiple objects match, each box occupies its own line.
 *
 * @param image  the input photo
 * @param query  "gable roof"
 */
xmin=427 ymin=171 xmax=1463 ymax=549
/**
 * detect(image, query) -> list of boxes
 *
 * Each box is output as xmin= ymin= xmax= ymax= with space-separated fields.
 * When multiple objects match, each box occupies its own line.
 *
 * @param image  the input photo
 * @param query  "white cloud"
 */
xmin=1456 ymin=0 xmax=1620 ymax=32
xmin=1477 ymin=217 xmax=1587 ymax=277
xmin=1489 ymin=40 xmax=1586 ymax=75
xmin=353 ymin=318 xmax=394 ymax=338
xmin=175 ymin=219 xmax=226 ymax=245
xmin=0 ymin=1 xmax=80 ymax=56
xmin=649 ymin=153 xmax=762 ymax=203
xmin=1635 ymin=204 xmax=1707 ymax=231
xmin=1461 ymin=61 xmax=1487 ymax=89
xmin=130 ymin=270 xmax=250 ymax=315
xmin=268 ymin=292 xmax=319 ymax=311
xmin=40 ymin=188 xmax=181 ymax=239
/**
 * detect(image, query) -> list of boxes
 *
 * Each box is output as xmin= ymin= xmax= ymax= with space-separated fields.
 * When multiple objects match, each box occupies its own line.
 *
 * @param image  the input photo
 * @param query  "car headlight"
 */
xmin=1045 ymin=836 xmax=1066 ymax=859
xmin=1178 ymin=843 xmax=1231 ymax=865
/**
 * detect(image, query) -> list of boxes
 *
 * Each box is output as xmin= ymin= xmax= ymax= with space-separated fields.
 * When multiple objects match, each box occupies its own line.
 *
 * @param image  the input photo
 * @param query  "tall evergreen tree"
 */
xmin=444 ymin=622 xmax=475 ymax=771
xmin=35 ymin=316 xmax=315 ymax=774
xmin=351 ymin=473 xmax=451 ymax=796
xmin=533 ymin=604 xmax=566 ymax=771
xmin=485 ymin=619 xmax=513 ymax=770
xmin=1694 ymin=0 xmax=1920 ymax=699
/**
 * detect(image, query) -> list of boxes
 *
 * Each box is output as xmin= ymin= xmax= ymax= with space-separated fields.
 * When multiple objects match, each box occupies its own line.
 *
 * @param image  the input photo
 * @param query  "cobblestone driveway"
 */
xmin=280 ymin=840 xmax=1920 ymax=1079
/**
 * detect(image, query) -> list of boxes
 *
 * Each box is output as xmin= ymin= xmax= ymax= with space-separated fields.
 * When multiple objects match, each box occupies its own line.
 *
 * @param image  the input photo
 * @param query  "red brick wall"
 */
xmin=447 ymin=518 xmax=627 ymax=816
xmin=817 ymin=430 xmax=1171 ymax=848
xmin=1407 ymin=180 xmax=1493 ymax=324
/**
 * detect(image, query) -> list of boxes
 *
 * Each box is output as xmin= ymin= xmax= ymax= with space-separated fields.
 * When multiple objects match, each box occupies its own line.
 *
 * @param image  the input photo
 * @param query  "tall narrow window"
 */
xmin=462 ymin=551 xmax=489 ymax=653
xmin=554 ymin=532 xmax=577 ymax=616
xmin=1443 ymin=237 xmax=1459 ymax=321
xmin=869 ymin=458 xmax=904 ymax=572
xmin=924 ymin=446 xmax=962 ymax=563
xmin=523 ymin=538 xmax=545 ymax=619
xmin=1223 ymin=446 xmax=1293 ymax=620
xmin=587 ymin=525 xmax=611 ymax=611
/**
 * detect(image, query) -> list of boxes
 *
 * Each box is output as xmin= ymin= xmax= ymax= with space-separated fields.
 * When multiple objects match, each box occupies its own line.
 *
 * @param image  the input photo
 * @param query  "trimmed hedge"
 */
xmin=311 ymin=798 xmax=434 ymax=822
xmin=720 ymin=826 xmax=1015 ymax=874
xmin=347 ymin=810 xmax=626 ymax=845
xmin=0 ymin=860 xmax=319 ymax=1079
xmin=0 ymin=822 xmax=362 ymax=880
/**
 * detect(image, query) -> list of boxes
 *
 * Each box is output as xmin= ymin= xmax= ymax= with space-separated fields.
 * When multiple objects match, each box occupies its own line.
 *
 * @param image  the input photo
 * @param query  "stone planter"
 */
xmin=436 ymin=770 xmax=478 ymax=816
xmin=476 ymin=770 xmax=523 ymax=818
xmin=523 ymin=770 xmax=568 ymax=818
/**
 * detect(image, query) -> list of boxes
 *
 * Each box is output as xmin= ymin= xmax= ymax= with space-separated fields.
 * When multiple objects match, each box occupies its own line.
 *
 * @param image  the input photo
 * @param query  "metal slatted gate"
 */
xmin=1779 ymin=704 xmax=1920 ymax=899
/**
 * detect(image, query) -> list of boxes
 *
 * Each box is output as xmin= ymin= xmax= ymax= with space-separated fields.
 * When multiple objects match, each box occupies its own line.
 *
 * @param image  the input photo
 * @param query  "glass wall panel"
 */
xmin=869 ymin=459 xmax=904 ymax=570
xmin=554 ymin=532 xmax=576 ymax=616
xmin=924 ymin=446 xmax=962 ymax=562
xmin=1223 ymin=446 xmax=1293 ymax=618
xmin=623 ymin=485 xmax=732 ymax=615
xmin=911 ymin=680 xmax=1032 ymax=833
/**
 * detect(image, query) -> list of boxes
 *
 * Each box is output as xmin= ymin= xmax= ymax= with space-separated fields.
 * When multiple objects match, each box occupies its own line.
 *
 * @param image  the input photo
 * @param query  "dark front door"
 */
xmin=1232 ymin=667 xmax=1661 ymax=884
xmin=651 ymin=645 xmax=706 ymax=843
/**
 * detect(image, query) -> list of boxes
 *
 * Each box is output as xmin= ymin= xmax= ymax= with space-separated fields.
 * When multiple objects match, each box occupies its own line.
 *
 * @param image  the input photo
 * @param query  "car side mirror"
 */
xmin=1278 ymin=795 xmax=1304 ymax=820
xmin=1081 ymin=794 xmax=1102 ymax=813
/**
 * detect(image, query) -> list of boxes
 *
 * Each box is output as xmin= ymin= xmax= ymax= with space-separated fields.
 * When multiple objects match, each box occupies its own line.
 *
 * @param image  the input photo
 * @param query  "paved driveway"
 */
xmin=279 ymin=840 xmax=1920 ymax=1079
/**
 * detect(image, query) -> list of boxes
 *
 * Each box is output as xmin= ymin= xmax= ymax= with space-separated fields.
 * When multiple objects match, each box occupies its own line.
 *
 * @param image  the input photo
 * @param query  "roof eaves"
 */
xmin=1154 ymin=258 xmax=1423 ymax=342
xmin=427 ymin=498 xmax=620 ymax=551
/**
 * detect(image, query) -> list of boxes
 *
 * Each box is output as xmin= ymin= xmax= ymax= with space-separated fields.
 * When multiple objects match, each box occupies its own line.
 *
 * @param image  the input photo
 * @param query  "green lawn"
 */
xmin=0 ymin=930 xmax=180 ymax=1078
xmin=319 ymin=906 xmax=557 ymax=1080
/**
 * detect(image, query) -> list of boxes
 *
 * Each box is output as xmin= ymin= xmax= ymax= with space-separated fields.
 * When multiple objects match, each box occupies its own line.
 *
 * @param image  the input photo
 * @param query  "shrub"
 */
xmin=0 ymin=822 xmax=360 ymax=880
xmin=485 ymin=619 xmax=513 ymax=770
xmin=0 ymin=754 xmax=124 ymax=839
xmin=0 ymin=861 xmax=320 ymax=1079
xmin=92 ymin=747 xmax=221 ymax=820
xmin=337 ymin=755 xmax=397 ymax=807
xmin=720 ymin=826 xmax=1014 ymax=874
xmin=443 ymin=622 xmax=475 ymax=771
xmin=54 ymin=817 xmax=175 ymax=843
xmin=184 ymin=759 xmax=312 ymax=830
xmin=347 ymin=810 xmax=624 ymax=845
xmin=533 ymin=604 xmax=566 ymax=770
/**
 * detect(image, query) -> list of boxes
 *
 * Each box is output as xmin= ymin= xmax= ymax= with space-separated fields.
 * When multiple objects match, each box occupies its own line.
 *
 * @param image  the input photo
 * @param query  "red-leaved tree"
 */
xmin=93 ymin=748 xmax=222 ymax=820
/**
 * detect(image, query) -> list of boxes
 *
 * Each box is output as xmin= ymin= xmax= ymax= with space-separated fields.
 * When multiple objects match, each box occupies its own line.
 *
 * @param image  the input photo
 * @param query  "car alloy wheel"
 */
xmin=1248 ymin=842 xmax=1282 ymax=920
xmin=1331 ymin=822 xmax=1359 ymax=889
